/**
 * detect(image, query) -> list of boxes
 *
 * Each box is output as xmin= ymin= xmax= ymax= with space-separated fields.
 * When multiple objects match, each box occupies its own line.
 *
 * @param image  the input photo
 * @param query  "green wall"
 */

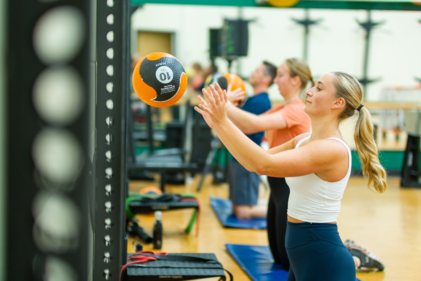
xmin=131 ymin=0 xmax=421 ymax=11
xmin=352 ymin=150 xmax=414 ymax=171
xmin=136 ymin=145 xmax=415 ymax=171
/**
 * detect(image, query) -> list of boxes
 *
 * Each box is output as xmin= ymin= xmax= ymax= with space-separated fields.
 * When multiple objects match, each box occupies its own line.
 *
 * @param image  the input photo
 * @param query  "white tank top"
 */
xmin=285 ymin=135 xmax=352 ymax=223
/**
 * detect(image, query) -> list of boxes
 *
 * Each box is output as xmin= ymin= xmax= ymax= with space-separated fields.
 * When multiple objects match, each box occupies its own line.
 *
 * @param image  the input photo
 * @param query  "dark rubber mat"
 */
xmin=126 ymin=253 xmax=226 ymax=281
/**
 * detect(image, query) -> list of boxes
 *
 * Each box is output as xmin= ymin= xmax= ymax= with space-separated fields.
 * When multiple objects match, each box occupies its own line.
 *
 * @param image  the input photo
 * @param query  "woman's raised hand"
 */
xmin=226 ymin=84 xmax=245 ymax=106
xmin=194 ymin=83 xmax=228 ymax=129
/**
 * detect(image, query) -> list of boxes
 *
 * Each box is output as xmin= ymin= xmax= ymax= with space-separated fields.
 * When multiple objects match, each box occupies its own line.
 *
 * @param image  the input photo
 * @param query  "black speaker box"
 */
xmin=222 ymin=19 xmax=249 ymax=59
xmin=209 ymin=28 xmax=223 ymax=59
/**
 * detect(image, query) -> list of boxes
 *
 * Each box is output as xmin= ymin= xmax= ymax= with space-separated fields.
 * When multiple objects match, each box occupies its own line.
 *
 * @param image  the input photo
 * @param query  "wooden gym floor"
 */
xmin=128 ymin=176 xmax=421 ymax=281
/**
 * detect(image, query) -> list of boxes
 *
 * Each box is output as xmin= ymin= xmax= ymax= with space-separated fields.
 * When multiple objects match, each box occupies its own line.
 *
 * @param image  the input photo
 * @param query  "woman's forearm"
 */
xmin=214 ymin=119 xmax=271 ymax=174
xmin=227 ymin=104 xmax=261 ymax=134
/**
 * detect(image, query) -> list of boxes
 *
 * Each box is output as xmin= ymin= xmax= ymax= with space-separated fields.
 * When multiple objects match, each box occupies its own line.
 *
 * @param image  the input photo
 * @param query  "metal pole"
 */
xmin=303 ymin=9 xmax=309 ymax=61
xmin=362 ymin=10 xmax=372 ymax=97
xmin=147 ymin=105 xmax=155 ymax=153
xmin=236 ymin=6 xmax=243 ymax=75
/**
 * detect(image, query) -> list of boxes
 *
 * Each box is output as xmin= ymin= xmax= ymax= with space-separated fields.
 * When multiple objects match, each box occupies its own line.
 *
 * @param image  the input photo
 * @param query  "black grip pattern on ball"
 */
xmin=217 ymin=76 xmax=228 ymax=90
xmin=139 ymin=56 xmax=185 ymax=102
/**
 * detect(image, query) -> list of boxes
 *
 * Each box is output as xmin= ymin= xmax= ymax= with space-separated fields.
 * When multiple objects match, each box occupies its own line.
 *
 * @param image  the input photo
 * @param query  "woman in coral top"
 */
xmin=226 ymin=58 xmax=312 ymax=270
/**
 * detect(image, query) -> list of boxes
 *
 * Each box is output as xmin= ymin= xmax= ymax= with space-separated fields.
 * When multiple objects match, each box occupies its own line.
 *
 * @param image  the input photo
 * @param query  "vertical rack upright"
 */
xmin=94 ymin=0 xmax=129 ymax=280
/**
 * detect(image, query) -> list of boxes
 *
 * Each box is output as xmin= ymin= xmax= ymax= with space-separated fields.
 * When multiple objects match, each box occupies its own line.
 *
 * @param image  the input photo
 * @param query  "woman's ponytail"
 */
xmin=354 ymin=107 xmax=387 ymax=193
xmin=332 ymin=72 xmax=387 ymax=194
xmin=309 ymin=77 xmax=315 ymax=88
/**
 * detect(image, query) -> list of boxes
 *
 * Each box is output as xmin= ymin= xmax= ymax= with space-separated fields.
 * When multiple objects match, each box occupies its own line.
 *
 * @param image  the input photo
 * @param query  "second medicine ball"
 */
xmin=267 ymin=0 xmax=300 ymax=7
xmin=217 ymin=73 xmax=246 ymax=103
xmin=132 ymin=52 xmax=187 ymax=107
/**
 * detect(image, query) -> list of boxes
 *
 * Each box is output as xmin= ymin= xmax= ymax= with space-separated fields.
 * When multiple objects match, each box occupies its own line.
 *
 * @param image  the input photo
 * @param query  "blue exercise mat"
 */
xmin=210 ymin=196 xmax=266 ymax=229
xmin=226 ymin=244 xmax=361 ymax=281
xmin=226 ymin=244 xmax=288 ymax=281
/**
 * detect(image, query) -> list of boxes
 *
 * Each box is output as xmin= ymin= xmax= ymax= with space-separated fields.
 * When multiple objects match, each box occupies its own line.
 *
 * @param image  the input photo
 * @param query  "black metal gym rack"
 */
xmin=4 ymin=0 xmax=91 ymax=280
xmin=93 ymin=0 xmax=130 ymax=280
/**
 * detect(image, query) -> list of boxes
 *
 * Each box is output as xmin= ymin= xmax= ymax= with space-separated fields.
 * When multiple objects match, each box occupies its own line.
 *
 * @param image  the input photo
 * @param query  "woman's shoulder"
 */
xmin=309 ymin=137 xmax=351 ymax=158
xmin=324 ymin=137 xmax=351 ymax=151
xmin=291 ymin=133 xmax=311 ymax=148
xmin=263 ymin=103 xmax=284 ymax=115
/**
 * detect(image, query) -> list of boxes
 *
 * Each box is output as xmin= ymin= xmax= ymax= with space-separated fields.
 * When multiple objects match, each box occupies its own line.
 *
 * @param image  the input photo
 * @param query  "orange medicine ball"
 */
xmin=132 ymin=52 xmax=187 ymax=108
xmin=216 ymin=73 xmax=246 ymax=103
xmin=140 ymin=186 xmax=162 ymax=196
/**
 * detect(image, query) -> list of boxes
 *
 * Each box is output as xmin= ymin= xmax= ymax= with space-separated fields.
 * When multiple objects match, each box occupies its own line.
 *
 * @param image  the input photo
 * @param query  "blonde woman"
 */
xmin=196 ymin=72 xmax=387 ymax=280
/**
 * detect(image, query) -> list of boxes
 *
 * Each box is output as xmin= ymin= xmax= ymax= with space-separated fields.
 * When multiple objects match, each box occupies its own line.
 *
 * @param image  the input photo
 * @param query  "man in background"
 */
xmin=227 ymin=61 xmax=276 ymax=219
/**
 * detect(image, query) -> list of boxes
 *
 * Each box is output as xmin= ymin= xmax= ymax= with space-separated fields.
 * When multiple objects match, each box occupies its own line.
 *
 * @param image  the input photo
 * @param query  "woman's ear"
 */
xmin=291 ymin=76 xmax=301 ymax=86
xmin=333 ymin=97 xmax=346 ymax=109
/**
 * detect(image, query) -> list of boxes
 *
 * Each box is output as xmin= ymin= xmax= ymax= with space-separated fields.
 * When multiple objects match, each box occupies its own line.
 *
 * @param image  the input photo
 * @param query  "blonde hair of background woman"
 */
xmin=332 ymin=72 xmax=387 ymax=194
xmin=284 ymin=58 xmax=315 ymax=91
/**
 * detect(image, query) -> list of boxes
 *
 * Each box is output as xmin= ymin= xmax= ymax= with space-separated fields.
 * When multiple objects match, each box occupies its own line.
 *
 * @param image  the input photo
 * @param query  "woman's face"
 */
xmin=304 ymin=73 xmax=340 ymax=116
xmin=273 ymin=63 xmax=294 ymax=97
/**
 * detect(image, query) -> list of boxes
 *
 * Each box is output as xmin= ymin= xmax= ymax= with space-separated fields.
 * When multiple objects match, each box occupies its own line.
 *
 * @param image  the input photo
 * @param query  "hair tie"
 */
xmin=357 ymin=104 xmax=364 ymax=111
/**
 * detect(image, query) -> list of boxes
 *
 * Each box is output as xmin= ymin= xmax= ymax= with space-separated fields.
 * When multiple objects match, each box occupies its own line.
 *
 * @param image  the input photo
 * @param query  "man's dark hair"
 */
xmin=262 ymin=60 xmax=277 ymax=86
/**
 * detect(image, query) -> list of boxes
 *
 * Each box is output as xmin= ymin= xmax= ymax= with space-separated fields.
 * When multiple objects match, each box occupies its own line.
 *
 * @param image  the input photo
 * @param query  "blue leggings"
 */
xmin=286 ymin=221 xmax=356 ymax=281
